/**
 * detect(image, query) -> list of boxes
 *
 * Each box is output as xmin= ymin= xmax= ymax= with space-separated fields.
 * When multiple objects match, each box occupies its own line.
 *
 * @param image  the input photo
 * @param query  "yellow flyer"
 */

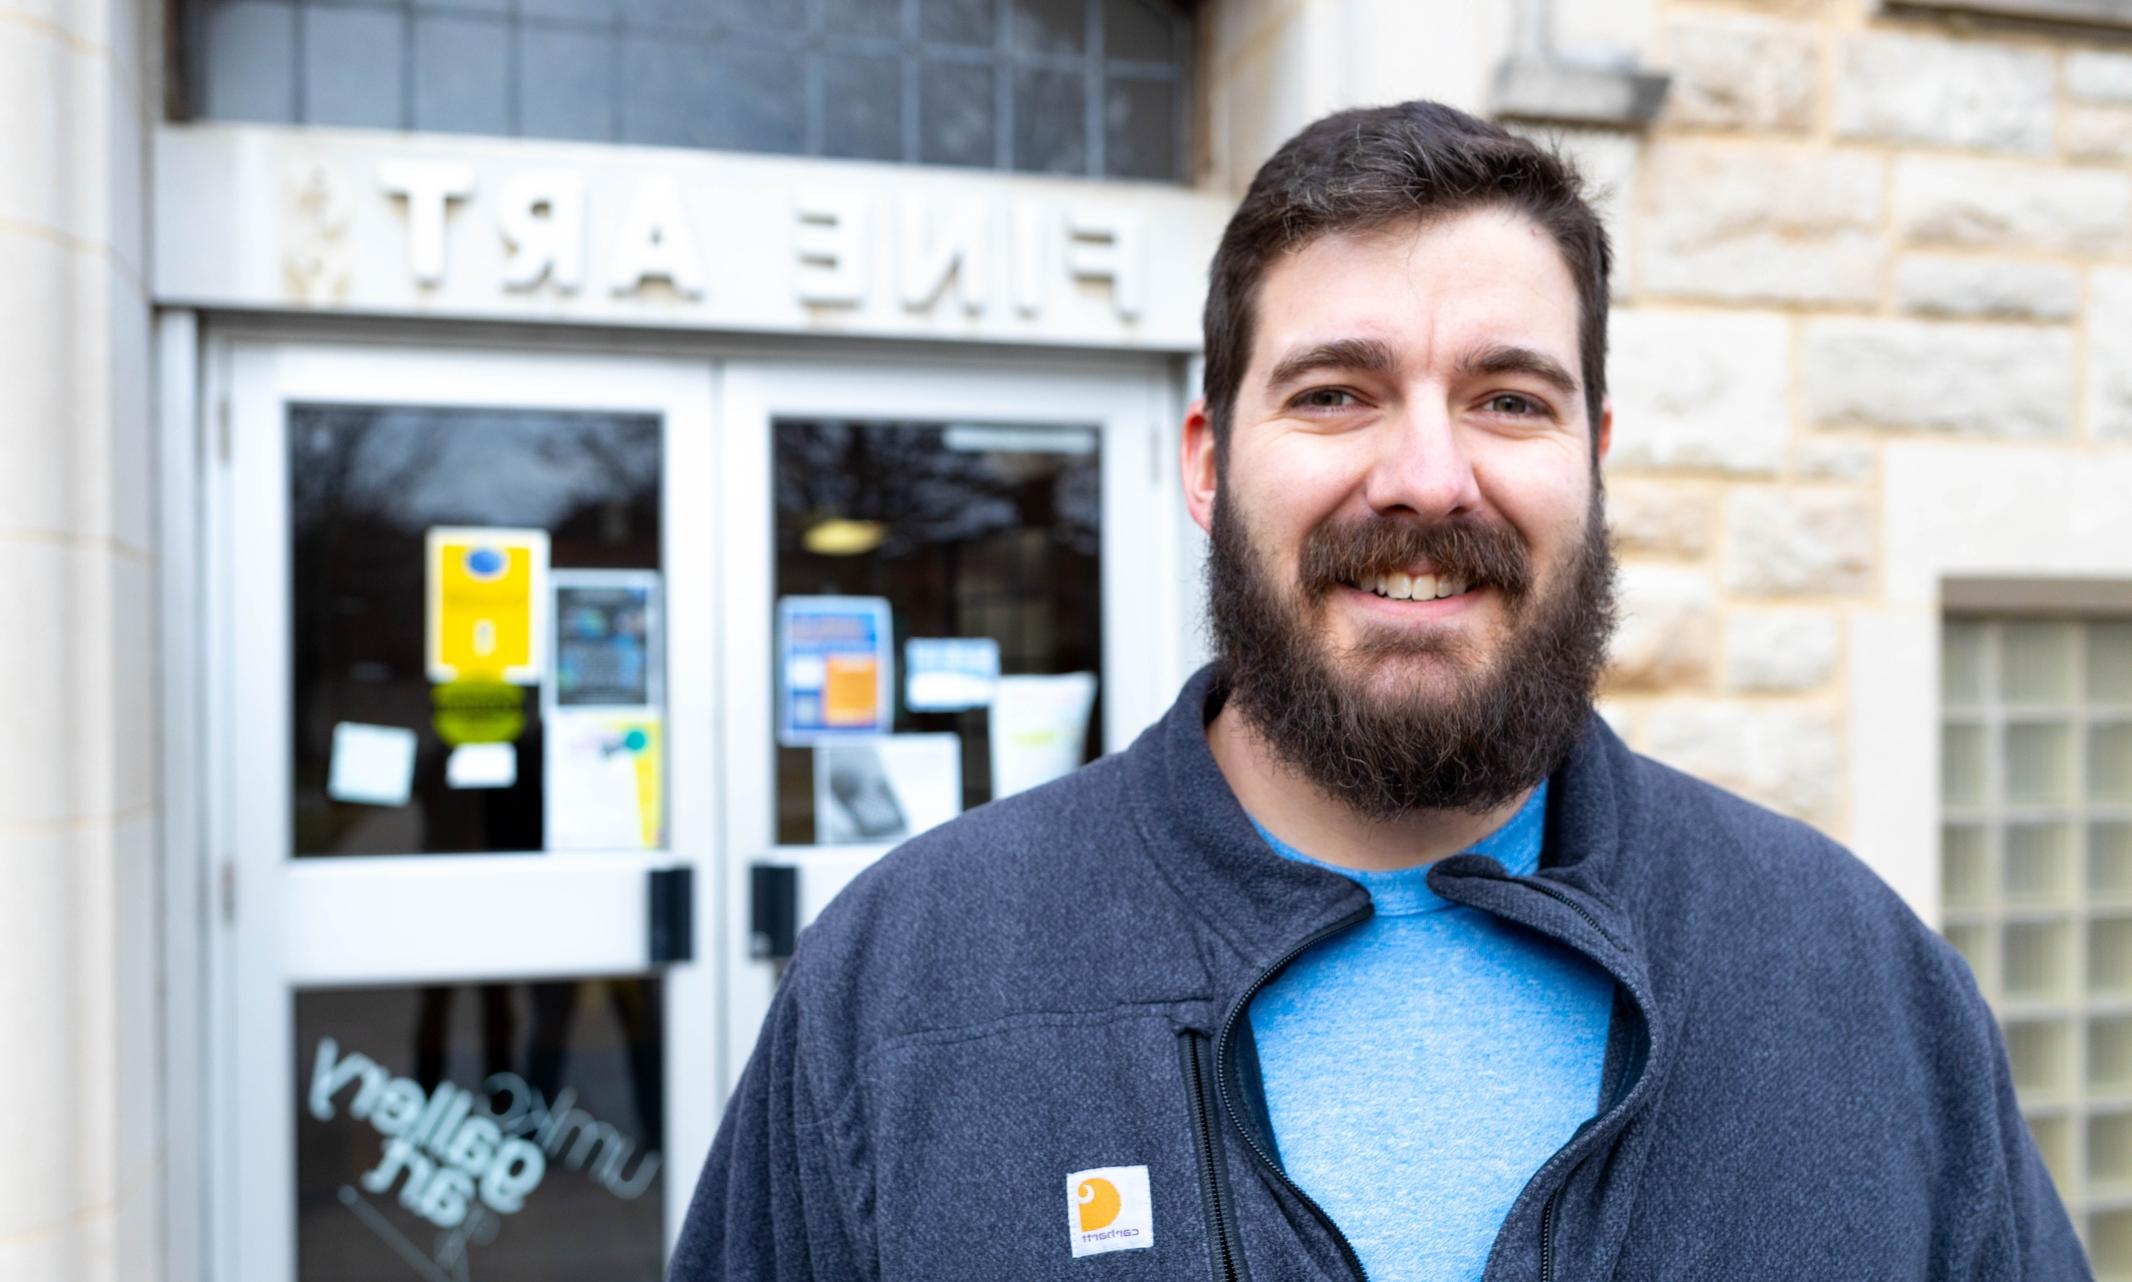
xmin=426 ymin=526 xmax=550 ymax=686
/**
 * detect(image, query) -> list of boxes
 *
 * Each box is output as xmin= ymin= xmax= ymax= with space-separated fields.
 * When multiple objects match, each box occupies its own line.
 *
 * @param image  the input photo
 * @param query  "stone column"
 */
xmin=0 ymin=0 xmax=161 ymax=1271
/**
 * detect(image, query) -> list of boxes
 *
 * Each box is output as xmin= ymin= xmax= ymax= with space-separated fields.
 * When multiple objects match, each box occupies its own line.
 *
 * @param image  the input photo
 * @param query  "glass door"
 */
xmin=716 ymin=355 xmax=1183 ymax=1083
xmin=211 ymin=341 xmax=719 ymax=1282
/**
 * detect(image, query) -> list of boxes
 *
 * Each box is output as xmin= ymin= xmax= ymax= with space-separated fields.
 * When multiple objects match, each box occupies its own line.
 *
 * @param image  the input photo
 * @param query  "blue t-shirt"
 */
xmin=1246 ymin=784 xmax=1615 ymax=1281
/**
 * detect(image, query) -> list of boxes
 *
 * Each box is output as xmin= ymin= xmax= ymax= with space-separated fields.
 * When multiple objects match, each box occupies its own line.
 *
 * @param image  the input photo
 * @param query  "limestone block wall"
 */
xmin=1201 ymin=0 xmax=2132 ymax=850
xmin=0 ymin=0 xmax=160 ymax=1272
xmin=1596 ymin=0 xmax=2132 ymax=842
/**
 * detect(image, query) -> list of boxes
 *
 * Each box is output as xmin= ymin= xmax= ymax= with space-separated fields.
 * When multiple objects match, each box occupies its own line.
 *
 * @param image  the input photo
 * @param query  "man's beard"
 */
xmin=1206 ymin=484 xmax=1618 ymax=820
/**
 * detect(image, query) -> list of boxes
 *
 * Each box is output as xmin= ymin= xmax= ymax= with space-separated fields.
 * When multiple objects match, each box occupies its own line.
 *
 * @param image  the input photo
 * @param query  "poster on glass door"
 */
xmin=545 ymin=571 xmax=664 ymax=850
xmin=427 ymin=527 xmax=550 ymax=686
xmin=778 ymin=596 xmax=894 ymax=745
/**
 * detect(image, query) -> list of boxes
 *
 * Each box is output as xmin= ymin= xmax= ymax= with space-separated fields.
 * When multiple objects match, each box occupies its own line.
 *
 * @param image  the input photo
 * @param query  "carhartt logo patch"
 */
xmin=1066 ymin=1165 xmax=1153 ymax=1258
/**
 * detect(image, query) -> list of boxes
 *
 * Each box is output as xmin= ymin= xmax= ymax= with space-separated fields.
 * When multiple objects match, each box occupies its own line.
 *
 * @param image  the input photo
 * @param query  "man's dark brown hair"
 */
xmin=1202 ymin=100 xmax=1613 ymax=455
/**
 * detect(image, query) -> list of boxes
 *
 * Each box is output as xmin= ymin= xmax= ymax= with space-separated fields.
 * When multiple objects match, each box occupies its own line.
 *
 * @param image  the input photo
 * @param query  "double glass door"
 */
xmin=207 ymin=339 xmax=1175 ymax=1282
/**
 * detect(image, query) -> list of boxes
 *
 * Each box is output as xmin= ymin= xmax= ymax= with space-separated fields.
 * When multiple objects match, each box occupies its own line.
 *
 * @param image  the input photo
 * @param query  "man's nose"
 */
xmin=1360 ymin=401 xmax=1484 ymax=522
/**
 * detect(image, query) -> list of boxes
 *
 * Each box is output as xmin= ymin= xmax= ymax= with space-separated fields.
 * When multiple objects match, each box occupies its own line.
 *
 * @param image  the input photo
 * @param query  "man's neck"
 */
xmin=1205 ymin=703 xmax=1535 ymax=873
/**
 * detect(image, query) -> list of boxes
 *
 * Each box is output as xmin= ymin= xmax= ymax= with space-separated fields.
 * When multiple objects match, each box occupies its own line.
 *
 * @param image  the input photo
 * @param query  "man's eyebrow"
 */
xmin=1264 ymin=337 xmax=1399 ymax=389
xmin=1459 ymin=344 xmax=1580 ymax=397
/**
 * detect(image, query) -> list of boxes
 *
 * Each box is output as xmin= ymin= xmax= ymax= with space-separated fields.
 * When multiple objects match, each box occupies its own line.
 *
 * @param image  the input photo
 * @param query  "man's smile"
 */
xmin=1341 ymin=570 xmax=1474 ymax=601
xmin=1330 ymin=577 xmax=1489 ymax=627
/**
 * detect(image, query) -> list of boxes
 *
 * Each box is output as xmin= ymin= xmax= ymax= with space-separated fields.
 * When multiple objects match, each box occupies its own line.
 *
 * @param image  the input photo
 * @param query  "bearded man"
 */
xmin=671 ymin=101 xmax=2087 ymax=1281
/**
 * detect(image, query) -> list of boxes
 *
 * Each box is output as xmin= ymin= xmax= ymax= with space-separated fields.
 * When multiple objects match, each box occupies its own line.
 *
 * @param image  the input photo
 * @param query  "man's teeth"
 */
xmin=1352 ymin=573 xmax=1470 ymax=600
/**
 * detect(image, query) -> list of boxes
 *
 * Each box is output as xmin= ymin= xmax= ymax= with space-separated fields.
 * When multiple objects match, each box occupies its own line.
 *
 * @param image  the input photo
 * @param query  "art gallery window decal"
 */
xmin=296 ymin=980 xmax=665 ymax=1282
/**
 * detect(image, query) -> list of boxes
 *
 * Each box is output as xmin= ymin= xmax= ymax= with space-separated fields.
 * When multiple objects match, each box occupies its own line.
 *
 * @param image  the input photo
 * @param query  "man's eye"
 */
xmin=1295 ymin=388 xmax=1358 ymax=410
xmin=1484 ymin=393 xmax=1543 ymax=416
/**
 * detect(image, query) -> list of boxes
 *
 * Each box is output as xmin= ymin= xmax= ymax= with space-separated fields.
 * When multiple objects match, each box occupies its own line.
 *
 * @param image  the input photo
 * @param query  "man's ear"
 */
xmin=1594 ymin=396 xmax=1613 ymax=463
xmin=1181 ymin=398 xmax=1218 ymax=536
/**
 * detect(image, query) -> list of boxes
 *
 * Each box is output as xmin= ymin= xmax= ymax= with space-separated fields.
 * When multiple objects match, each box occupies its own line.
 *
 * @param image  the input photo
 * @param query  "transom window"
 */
xmin=187 ymin=0 xmax=1193 ymax=181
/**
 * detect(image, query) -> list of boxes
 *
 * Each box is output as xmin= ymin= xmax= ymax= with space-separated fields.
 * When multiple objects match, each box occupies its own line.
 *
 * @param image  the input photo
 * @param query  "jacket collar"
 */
xmin=1122 ymin=663 xmax=1651 ymax=987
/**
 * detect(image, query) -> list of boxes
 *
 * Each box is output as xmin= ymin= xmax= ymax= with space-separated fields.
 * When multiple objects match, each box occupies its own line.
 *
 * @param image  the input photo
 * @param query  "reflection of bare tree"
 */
xmin=290 ymin=406 xmax=449 ymax=531
xmin=287 ymin=406 xmax=663 ymax=856
xmin=774 ymin=420 xmax=1099 ymax=556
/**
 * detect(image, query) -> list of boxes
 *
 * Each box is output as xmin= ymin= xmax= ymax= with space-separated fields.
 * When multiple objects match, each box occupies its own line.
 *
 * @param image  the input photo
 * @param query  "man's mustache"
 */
xmin=1296 ymin=517 xmax=1533 ymax=601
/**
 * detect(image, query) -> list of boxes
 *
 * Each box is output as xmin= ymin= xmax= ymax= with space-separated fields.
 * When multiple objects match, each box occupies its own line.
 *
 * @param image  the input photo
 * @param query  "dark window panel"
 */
xmin=820 ymin=0 xmax=903 ymax=40
xmin=302 ymin=5 xmax=406 ymax=128
xmin=427 ymin=0 xmax=511 ymax=18
xmin=1102 ymin=0 xmax=1178 ymax=61
xmin=1012 ymin=0 xmax=1083 ymax=54
xmin=1102 ymin=74 xmax=1172 ymax=180
xmin=192 ymin=0 xmax=1186 ymax=180
xmin=414 ymin=14 xmax=513 ymax=136
xmin=201 ymin=0 xmax=296 ymax=122
xmin=713 ymin=36 xmax=809 ymax=153
xmin=520 ymin=26 xmax=617 ymax=141
xmin=919 ymin=0 xmax=993 ymax=45
xmin=918 ymin=60 xmax=993 ymax=167
xmin=615 ymin=0 xmax=717 ymax=38
xmin=1012 ymin=66 xmax=1085 ymax=174
xmin=717 ymin=0 xmax=806 ymax=30
xmin=618 ymin=35 xmax=724 ymax=148
xmin=820 ymin=52 xmax=905 ymax=161
xmin=522 ymin=0 xmax=617 ymax=26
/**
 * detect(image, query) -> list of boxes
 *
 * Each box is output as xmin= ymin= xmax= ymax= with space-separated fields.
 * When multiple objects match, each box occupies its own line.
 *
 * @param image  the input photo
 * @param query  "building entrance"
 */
xmin=203 ymin=336 xmax=1180 ymax=1281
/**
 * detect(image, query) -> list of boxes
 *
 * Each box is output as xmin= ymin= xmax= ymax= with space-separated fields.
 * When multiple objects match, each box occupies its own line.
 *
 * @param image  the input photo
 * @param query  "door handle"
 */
xmin=749 ymin=862 xmax=799 ymax=963
xmin=647 ymin=865 xmax=694 ymax=965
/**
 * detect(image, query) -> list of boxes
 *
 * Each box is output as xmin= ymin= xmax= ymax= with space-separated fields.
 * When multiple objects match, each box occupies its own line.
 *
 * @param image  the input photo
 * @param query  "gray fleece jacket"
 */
xmin=670 ymin=665 xmax=2088 ymax=1280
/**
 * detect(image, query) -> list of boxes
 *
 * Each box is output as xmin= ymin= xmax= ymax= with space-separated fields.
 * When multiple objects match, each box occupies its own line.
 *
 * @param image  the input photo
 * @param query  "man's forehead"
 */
xmin=1247 ymin=211 xmax=1583 ymax=383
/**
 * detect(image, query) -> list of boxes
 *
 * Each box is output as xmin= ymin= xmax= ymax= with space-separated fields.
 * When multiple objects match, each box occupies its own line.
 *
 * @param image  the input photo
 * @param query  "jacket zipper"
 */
xmin=1539 ymin=1187 xmax=1561 ymax=1282
xmin=1213 ymin=909 xmax=1374 ymax=1282
xmin=1514 ymin=879 xmax=1647 ymax=1282
xmin=1181 ymin=1030 xmax=1248 ymax=1282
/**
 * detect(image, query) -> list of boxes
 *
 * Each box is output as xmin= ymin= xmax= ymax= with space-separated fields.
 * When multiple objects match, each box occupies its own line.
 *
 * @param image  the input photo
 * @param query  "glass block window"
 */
xmin=188 ymin=0 xmax=1193 ymax=180
xmin=1942 ymin=616 xmax=2132 ymax=1277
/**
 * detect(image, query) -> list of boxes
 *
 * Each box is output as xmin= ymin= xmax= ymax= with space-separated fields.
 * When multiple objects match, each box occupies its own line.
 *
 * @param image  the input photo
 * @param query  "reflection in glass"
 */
xmin=1014 ymin=0 xmax=1086 ymax=53
xmin=295 ymin=979 xmax=664 ymax=1282
xmin=1105 ymin=77 xmax=1177 ymax=180
xmin=919 ymin=62 xmax=996 ymax=168
xmin=772 ymin=420 xmax=1102 ymax=844
xmin=1014 ymin=68 xmax=1087 ymax=173
xmin=288 ymin=405 xmax=662 ymax=856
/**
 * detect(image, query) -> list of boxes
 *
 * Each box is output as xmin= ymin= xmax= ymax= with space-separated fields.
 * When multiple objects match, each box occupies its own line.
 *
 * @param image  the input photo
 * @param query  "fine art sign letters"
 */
xmin=155 ymin=125 xmax=1228 ymax=349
